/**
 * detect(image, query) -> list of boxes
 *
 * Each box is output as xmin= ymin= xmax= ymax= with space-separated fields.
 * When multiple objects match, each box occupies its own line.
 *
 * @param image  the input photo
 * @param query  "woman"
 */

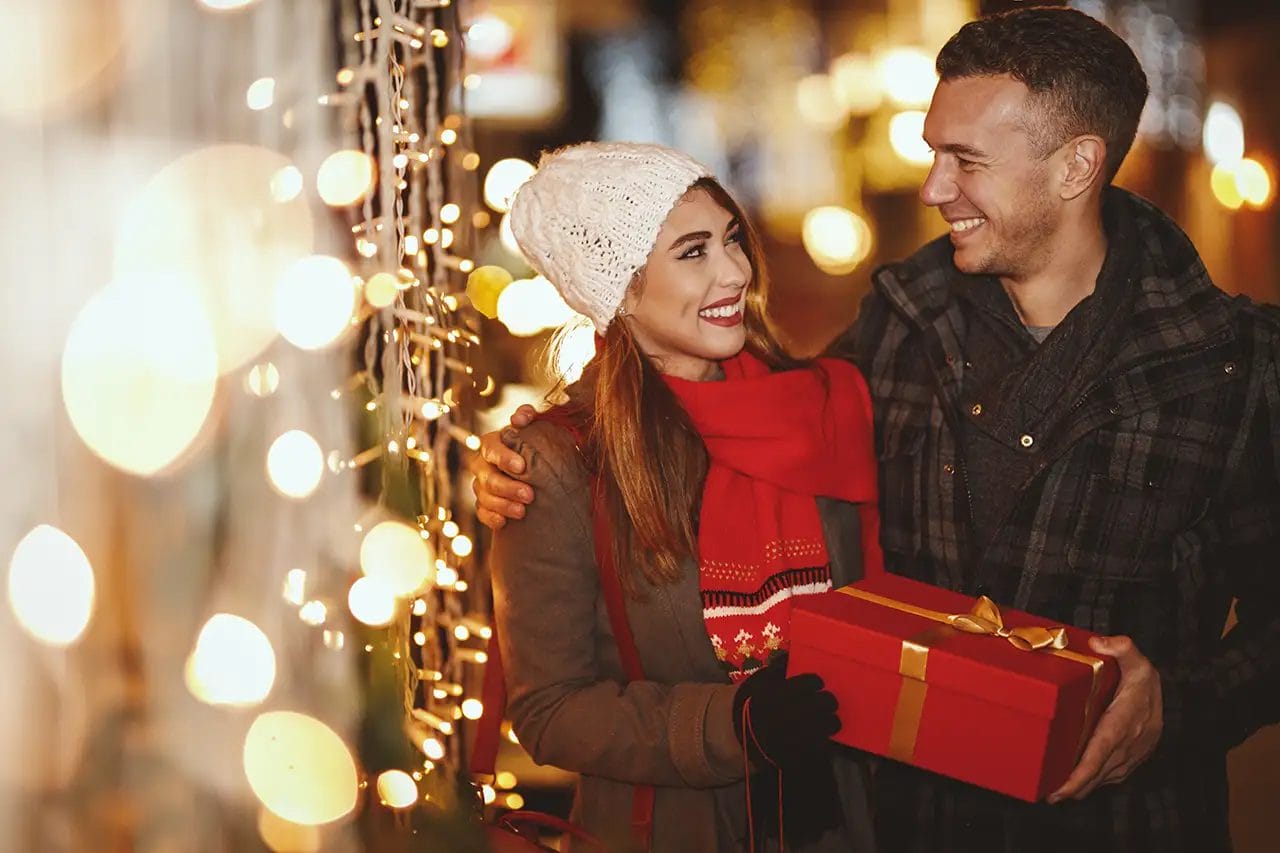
xmin=485 ymin=142 xmax=880 ymax=851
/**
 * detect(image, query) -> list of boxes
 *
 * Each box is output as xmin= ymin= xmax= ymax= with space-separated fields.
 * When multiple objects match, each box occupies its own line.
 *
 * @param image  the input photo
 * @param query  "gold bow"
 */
xmin=947 ymin=596 xmax=1069 ymax=653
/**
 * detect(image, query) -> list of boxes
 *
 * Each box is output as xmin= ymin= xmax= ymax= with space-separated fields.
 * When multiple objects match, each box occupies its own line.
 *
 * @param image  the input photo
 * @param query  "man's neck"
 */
xmin=1000 ymin=210 xmax=1108 ymax=329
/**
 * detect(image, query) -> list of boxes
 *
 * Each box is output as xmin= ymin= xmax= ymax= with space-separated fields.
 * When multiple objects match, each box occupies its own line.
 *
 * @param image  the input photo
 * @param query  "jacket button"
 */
xmin=1020 ymin=434 xmax=1035 ymax=448
xmin=943 ymin=463 xmax=955 ymax=476
xmin=971 ymin=403 xmax=983 ymax=416
xmin=1224 ymin=361 xmax=1237 ymax=375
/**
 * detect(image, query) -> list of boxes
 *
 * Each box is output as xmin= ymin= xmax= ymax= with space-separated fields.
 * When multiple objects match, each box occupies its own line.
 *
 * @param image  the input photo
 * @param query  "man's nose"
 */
xmin=920 ymin=159 xmax=959 ymax=207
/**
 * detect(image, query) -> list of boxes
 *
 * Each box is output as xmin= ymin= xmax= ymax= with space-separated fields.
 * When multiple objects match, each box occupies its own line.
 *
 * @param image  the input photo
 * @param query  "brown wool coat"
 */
xmin=489 ymin=419 xmax=877 ymax=852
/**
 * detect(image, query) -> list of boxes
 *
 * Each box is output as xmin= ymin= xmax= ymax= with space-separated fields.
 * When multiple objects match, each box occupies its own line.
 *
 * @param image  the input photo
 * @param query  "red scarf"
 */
xmin=664 ymin=352 xmax=881 ymax=681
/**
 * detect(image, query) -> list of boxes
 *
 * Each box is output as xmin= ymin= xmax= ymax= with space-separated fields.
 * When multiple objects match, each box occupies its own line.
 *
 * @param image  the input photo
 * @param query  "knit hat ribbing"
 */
xmin=508 ymin=142 xmax=712 ymax=334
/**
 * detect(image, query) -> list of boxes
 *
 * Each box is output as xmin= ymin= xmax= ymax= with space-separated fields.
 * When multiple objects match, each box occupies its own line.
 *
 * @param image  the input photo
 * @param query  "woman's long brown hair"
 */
xmin=551 ymin=178 xmax=803 ymax=594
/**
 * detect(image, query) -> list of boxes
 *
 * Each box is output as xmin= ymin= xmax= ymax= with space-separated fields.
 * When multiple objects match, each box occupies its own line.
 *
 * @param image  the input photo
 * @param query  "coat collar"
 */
xmin=870 ymin=188 xmax=1235 ymax=368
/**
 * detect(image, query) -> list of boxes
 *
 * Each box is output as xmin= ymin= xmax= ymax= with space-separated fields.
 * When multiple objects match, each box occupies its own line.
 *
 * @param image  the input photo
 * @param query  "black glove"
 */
xmin=732 ymin=654 xmax=846 ymax=847
xmin=732 ymin=653 xmax=841 ymax=766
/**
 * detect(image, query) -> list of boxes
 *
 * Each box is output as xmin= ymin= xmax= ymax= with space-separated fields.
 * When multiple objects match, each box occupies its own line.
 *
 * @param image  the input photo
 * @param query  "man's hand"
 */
xmin=468 ymin=405 xmax=539 ymax=530
xmin=1048 ymin=635 xmax=1163 ymax=803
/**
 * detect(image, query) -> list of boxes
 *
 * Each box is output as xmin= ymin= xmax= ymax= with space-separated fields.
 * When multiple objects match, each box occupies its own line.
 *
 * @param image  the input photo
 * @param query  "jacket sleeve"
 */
xmin=1158 ymin=323 xmax=1280 ymax=750
xmin=488 ymin=421 xmax=743 ymax=789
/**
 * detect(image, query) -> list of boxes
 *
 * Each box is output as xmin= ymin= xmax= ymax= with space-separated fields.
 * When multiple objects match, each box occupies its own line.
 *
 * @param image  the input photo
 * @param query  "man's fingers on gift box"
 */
xmin=1052 ymin=636 xmax=1163 ymax=803
xmin=1048 ymin=728 xmax=1111 ymax=802
xmin=1076 ymin=747 xmax=1130 ymax=799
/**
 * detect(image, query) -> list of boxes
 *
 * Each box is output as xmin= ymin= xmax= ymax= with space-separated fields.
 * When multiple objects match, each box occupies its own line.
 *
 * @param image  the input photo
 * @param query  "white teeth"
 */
xmin=699 ymin=303 xmax=742 ymax=319
xmin=951 ymin=217 xmax=986 ymax=233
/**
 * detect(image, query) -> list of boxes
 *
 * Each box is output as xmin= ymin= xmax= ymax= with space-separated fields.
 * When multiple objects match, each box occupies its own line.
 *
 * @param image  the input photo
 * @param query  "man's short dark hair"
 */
xmin=936 ymin=5 xmax=1149 ymax=183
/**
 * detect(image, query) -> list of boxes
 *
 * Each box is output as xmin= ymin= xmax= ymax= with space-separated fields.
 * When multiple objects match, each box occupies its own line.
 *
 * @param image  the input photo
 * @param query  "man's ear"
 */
xmin=1060 ymin=134 xmax=1106 ymax=200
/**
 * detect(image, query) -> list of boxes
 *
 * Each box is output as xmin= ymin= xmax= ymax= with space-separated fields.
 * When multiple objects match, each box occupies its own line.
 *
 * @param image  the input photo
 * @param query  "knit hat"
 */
xmin=508 ymin=142 xmax=712 ymax=334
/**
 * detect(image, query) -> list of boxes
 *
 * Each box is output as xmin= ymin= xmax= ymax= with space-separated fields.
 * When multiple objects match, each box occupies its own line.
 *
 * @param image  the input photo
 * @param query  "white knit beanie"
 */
xmin=508 ymin=142 xmax=712 ymax=334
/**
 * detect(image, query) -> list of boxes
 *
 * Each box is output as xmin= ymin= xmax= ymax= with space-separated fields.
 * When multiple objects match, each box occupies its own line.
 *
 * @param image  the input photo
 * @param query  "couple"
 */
xmin=474 ymin=7 xmax=1280 ymax=853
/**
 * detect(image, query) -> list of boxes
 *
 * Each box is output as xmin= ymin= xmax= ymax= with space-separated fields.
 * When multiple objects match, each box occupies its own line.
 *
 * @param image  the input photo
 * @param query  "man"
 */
xmin=471 ymin=7 xmax=1280 ymax=852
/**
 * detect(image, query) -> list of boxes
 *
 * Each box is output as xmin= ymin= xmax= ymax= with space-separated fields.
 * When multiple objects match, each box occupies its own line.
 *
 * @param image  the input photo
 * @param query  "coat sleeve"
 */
xmin=488 ymin=421 xmax=743 ymax=789
xmin=1158 ymin=316 xmax=1280 ymax=750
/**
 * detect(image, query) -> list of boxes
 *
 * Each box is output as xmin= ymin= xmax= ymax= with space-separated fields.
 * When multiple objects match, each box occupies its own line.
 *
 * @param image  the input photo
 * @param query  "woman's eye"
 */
xmin=726 ymin=229 xmax=744 ymax=245
xmin=680 ymin=244 xmax=706 ymax=260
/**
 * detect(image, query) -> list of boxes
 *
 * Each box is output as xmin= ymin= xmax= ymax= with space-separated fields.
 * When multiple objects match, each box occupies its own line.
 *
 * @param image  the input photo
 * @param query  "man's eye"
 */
xmin=958 ymin=158 xmax=978 ymax=170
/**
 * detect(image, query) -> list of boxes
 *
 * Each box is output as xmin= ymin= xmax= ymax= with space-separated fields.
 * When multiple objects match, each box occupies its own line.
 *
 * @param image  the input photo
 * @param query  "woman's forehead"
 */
xmin=662 ymin=188 xmax=734 ymax=232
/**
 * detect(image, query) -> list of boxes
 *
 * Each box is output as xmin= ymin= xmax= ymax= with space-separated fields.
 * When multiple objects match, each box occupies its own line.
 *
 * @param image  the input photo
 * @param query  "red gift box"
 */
xmin=789 ymin=573 xmax=1119 ymax=802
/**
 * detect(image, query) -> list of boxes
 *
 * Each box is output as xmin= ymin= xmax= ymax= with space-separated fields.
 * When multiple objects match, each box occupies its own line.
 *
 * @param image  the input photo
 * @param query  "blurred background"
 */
xmin=2 ymin=0 xmax=1277 ymax=850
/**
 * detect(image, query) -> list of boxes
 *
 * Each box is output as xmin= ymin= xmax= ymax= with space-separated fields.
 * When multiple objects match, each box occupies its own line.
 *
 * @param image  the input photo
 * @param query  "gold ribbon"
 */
xmin=837 ymin=586 xmax=1106 ymax=765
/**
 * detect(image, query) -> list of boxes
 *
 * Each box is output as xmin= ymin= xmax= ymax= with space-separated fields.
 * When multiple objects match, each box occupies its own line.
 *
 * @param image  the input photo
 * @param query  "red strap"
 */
xmin=590 ymin=478 xmax=645 ymax=681
xmin=590 ymin=477 xmax=655 ymax=849
xmin=470 ymin=633 xmax=506 ymax=777
xmin=497 ymin=810 xmax=604 ymax=847
xmin=742 ymin=698 xmax=785 ymax=853
xmin=472 ymin=438 xmax=655 ymax=850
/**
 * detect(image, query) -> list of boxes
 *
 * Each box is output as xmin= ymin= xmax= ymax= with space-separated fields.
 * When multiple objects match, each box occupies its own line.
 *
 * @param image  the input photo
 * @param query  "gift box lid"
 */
xmin=792 ymin=573 xmax=1110 ymax=720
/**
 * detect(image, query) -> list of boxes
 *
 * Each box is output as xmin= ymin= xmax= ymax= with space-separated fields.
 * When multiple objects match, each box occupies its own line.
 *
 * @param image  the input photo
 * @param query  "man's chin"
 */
xmin=951 ymin=251 xmax=984 ymax=275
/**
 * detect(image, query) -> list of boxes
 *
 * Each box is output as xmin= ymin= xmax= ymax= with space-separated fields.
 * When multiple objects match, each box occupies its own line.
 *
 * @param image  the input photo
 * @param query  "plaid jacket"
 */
xmin=835 ymin=190 xmax=1280 ymax=853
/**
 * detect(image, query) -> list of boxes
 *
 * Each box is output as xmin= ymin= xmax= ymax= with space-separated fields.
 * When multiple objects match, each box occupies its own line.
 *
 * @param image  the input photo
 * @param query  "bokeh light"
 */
xmin=450 ymin=534 xmax=474 ymax=559
xmin=496 ymin=276 xmax=576 ymax=337
xmin=267 ymin=430 xmax=325 ymax=499
xmin=796 ymin=74 xmax=846 ymax=130
xmin=273 ymin=255 xmax=356 ymax=350
xmin=465 ymin=265 xmax=514 ymax=319
xmin=465 ymin=13 xmax=515 ymax=62
xmin=1211 ymin=162 xmax=1245 ymax=210
xmin=498 ymin=212 xmax=523 ymax=258
xmin=830 ymin=53 xmax=882 ymax=116
xmin=114 ymin=144 xmax=314 ymax=374
xmin=877 ymin=47 xmax=937 ymax=108
xmin=243 ymin=711 xmax=358 ymax=826
xmin=483 ymin=158 xmax=535 ymax=213
xmin=185 ymin=614 xmax=276 ymax=707
xmin=8 ymin=525 xmax=94 ymax=647
xmin=1203 ymin=102 xmax=1245 ymax=166
xmin=61 ymin=273 xmax=217 ymax=476
xmin=1236 ymin=158 xmax=1273 ymax=207
xmin=359 ymin=521 xmax=435 ymax=597
xmin=376 ymin=770 xmax=419 ymax=809
xmin=299 ymin=600 xmax=327 ymax=626
xmin=270 ymin=165 xmax=304 ymax=203
xmin=246 ymin=362 xmax=280 ymax=397
xmin=347 ymin=576 xmax=398 ymax=627
xmin=246 ymin=77 xmax=275 ymax=111
xmin=316 ymin=150 xmax=376 ymax=207
xmin=802 ymin=206 xmax=874 ymax=276
xmin=283 ymin=568 xmax=307 ymax=606
xmin=363 ymin=272 xmax=401 ymax=309
xmin=888 ymin=110 xmax=934 ymax=167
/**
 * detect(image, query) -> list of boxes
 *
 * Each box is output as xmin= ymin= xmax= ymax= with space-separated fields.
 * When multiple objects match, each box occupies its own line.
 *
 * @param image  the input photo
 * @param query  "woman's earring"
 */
xmin=616 ymin=306 xmax=628 ymax=317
